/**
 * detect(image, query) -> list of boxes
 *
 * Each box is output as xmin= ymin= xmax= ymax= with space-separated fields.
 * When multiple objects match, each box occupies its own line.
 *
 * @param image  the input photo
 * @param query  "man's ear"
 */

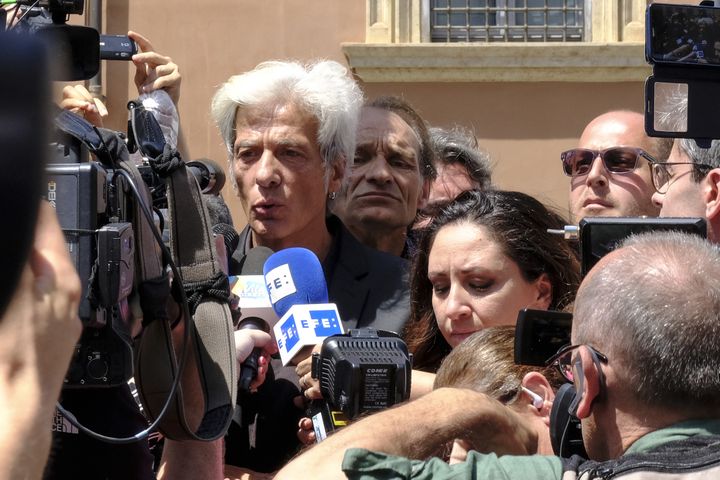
xmin=573 ymin=346 xmax=601 ymax=420
xmin=703 ymin=169 xmax=720 ymax=222
xmin=327 ymin=157 xmax=346 ymax=196
xmin=521 ymin=372 xmax=556 ymax=426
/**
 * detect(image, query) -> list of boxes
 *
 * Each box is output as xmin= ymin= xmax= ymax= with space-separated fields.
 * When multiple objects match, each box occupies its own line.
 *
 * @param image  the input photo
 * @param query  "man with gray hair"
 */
xmin=207 ymin=60 xmax=411 ymax=475
xmin=651 ymin=137 xmax=720 ymax=241
xmin=427 ymin=126 xmax=491 ymax=204
xmin=275 ymin=231 xmax=720 ymax=479
xmin=413 ymin=126 xmax=492 ymax=228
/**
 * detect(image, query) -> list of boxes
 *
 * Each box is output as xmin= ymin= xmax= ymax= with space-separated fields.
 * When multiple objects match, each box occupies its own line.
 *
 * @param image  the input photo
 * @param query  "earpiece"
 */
xmin=522 ymin=386 xmax=544 ymax=410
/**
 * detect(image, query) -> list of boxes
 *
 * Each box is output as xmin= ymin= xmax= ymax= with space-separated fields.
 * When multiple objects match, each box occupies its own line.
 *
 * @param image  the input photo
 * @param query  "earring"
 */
xmin=328 ymin=191 xmax=337 ymax=200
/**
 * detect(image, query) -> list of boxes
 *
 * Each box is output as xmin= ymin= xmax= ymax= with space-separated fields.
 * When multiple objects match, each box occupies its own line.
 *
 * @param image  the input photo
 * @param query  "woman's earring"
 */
xmin=328 ymin=191 xmax=337 ymax=200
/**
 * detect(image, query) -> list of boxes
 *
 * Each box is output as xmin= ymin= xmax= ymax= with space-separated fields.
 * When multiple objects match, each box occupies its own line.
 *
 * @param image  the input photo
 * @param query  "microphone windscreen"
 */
xmin=239 ymin=246 xmax=274 ymax=275
xmin=263 ymin=247 xmax=328 ymax=317
xmin=212 ymin=223 xmax=240 ymax=256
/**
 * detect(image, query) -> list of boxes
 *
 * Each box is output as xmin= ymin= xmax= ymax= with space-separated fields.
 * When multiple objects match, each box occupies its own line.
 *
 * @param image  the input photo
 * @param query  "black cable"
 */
xmin=55 ymin=166 xmax=194 ymax=444
xmin=9 ymin=0 xmax=39 ymax=29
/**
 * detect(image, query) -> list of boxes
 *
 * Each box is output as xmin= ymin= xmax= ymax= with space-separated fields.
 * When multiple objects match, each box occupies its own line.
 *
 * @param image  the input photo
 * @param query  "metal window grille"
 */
xmin=430 ymin=0 xmax=585 ymax=43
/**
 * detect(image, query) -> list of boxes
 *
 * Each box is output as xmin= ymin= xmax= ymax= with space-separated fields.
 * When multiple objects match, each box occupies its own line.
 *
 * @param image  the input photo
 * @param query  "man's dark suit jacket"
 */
xmin=225 ymin=216 xmax=411 ymax=472
xmin=231 ymin=215 xmax=410 ymax=334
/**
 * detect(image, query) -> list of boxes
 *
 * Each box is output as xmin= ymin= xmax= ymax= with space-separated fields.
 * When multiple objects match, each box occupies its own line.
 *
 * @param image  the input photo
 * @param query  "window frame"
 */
xmin=342 ymin=0 xmax=649 ymax=83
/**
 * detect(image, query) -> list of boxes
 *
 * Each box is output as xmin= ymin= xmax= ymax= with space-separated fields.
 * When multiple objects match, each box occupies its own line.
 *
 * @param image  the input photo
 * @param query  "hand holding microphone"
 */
xmin=232 ymin=246 xmax=277 ymax=393
xmin=234 ymin=329 xmax=277 ymax=393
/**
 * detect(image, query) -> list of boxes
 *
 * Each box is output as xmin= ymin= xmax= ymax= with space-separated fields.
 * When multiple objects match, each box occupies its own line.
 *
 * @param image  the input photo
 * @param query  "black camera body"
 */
xmin=310 ymin=328 xmax=412 ymax=441
xmin=46 ymin=156 xmax=137 ymax=387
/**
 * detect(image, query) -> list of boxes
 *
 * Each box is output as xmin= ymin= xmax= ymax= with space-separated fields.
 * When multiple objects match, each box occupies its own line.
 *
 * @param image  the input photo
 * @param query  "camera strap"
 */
xmin=135 ymin=140 xmax=237 ymax=441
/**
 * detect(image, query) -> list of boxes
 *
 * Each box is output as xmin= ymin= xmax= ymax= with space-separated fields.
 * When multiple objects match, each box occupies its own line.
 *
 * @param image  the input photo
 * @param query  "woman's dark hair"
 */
xmin=404 ymin=189 xmax=581 ymax=372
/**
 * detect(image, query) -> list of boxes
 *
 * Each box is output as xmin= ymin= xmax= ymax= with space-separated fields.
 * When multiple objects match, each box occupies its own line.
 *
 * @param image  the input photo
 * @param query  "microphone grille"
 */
xmin=212 ymin=223 xmax=240 ymax=255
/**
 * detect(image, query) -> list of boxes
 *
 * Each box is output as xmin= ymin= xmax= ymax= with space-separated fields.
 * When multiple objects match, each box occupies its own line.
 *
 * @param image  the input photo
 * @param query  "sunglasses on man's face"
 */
xmin=561 ymin=147 xmax=656 ymax=177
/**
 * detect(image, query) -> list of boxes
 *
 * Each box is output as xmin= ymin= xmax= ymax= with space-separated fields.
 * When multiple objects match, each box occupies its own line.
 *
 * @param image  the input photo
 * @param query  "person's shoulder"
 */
xmin=364 ymin=242 xmax=409 ymax=271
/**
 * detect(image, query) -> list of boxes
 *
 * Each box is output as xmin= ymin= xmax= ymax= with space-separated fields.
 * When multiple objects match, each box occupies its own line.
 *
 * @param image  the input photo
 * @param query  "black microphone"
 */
xmin=187 ymin=158 xmax=225 ymax=195
xmin=212 ymin=223 xmax=240 ymax=257
xmin=235 ymin=246 xmax=275 ymax=393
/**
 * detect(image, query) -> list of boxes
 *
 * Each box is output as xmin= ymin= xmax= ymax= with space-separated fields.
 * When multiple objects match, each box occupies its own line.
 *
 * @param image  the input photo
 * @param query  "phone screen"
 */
xmin=514 ymin=309 xmax=572 ymax=367
xmin=647 ymin=3 xmax=720 ymax=66
xmin=579 ymin=217 xmax=706 ymax=275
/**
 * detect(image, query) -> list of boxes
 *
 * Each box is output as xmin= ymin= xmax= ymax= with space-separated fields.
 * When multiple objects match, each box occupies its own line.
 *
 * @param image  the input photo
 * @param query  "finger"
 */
xmin=154 ymin=63 xmax=178 ymax=78
xmin=298 ymin=417 xmax=313 ymax=430
xmin=72 ymin=84 xmax=94 ymax=101
xmin=82 ymin=108 xmax=105 ymax=128
xmin=148 ymin=73 xmax=181 ymax=94
xmin=133 ymin=66 xmax=147 ymax=95
xmin=448 ymin=440 xmax=469 ymax=465
xmin=234 ymin=329 xmax=272 ymax=363
xmin=304 ymin=385 xmax=322 ymax=400
xmin=62 ymin=84 xmax=92 ymax=102
xmin=128 ymin=30 xmax=153 ymax=53
xmin=263 ymin=341 xmax=278 ymax=356
xmin=297 ymin=428 xmax=315 ymax=446
xmin=243 ymin=329 xmax=272 ymax=348
xmin=92 ymin=97 xmax=108 ymax=118
xmin=59 ymin=98 xmax=92 ymax=113
xmin=132 ymin=51 xmax=172 ymax=68
xmin=295 ymin=358 xmax=311 ymax=377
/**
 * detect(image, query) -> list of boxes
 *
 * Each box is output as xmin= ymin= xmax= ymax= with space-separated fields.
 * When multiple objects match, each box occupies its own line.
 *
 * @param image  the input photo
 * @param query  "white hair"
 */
xmin=210 ymin=60 xmax=363 ymax=188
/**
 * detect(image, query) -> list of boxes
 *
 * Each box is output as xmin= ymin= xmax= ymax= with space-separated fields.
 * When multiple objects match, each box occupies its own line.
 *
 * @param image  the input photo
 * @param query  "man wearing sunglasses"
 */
xmin=651 ymin=138 xmax=720 ymax=242
xmin=275 ymin=231 xmax=720 ymax=480
xmin=564 ymin=111 xmax=672 ymax=223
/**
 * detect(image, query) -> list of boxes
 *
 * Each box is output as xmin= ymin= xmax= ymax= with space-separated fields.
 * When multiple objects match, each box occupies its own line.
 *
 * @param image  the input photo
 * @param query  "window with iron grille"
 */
xmin=430 ymin=0 xmax=585 ymax=43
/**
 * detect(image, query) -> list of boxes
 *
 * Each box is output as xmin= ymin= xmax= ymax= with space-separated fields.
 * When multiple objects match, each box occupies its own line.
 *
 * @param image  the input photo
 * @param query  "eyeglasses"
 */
xmin=561 ymin=147 xmax=656 ymax=177
xmin=545 ymin=344 xmax=608 ymax=383
xmin=650 ymin=162 xmax=714 ymax=194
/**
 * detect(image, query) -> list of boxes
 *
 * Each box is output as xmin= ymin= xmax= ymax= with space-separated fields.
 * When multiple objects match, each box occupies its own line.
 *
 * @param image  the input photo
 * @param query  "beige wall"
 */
xmin=94 ymin=0 xmax=650 ymax=226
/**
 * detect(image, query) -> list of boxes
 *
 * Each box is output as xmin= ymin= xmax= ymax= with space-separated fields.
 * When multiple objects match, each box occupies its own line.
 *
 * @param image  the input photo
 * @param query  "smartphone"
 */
xmin=99 ymin=34 xmax=138 ymax=60
xmin=514 ymin=309 xmax=572 ymax=367
xmin=579 ymin=217 xmax=706 ymax=275
xmin=646 ymin=3 xmax=720 ymax=67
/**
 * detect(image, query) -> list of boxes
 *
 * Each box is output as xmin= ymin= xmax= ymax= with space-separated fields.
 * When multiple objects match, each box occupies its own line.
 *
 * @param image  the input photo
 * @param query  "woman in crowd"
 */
xmin=405 ymin=189 xmax=580 ymax=385
xmin=297 ymin=189 xmax=579 ymax=443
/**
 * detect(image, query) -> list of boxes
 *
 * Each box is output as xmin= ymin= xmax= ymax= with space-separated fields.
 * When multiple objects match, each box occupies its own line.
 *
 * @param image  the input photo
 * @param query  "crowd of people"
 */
xmin=4 ymin=12 xmax=720 ymax=480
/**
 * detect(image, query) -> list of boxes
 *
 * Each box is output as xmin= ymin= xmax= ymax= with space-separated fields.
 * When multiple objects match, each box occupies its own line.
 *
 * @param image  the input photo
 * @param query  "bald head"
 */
xmin=568 ymin=110 xmax=672 ymax=223
xmin=572 ymin=231 xmax=720 ymax=411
